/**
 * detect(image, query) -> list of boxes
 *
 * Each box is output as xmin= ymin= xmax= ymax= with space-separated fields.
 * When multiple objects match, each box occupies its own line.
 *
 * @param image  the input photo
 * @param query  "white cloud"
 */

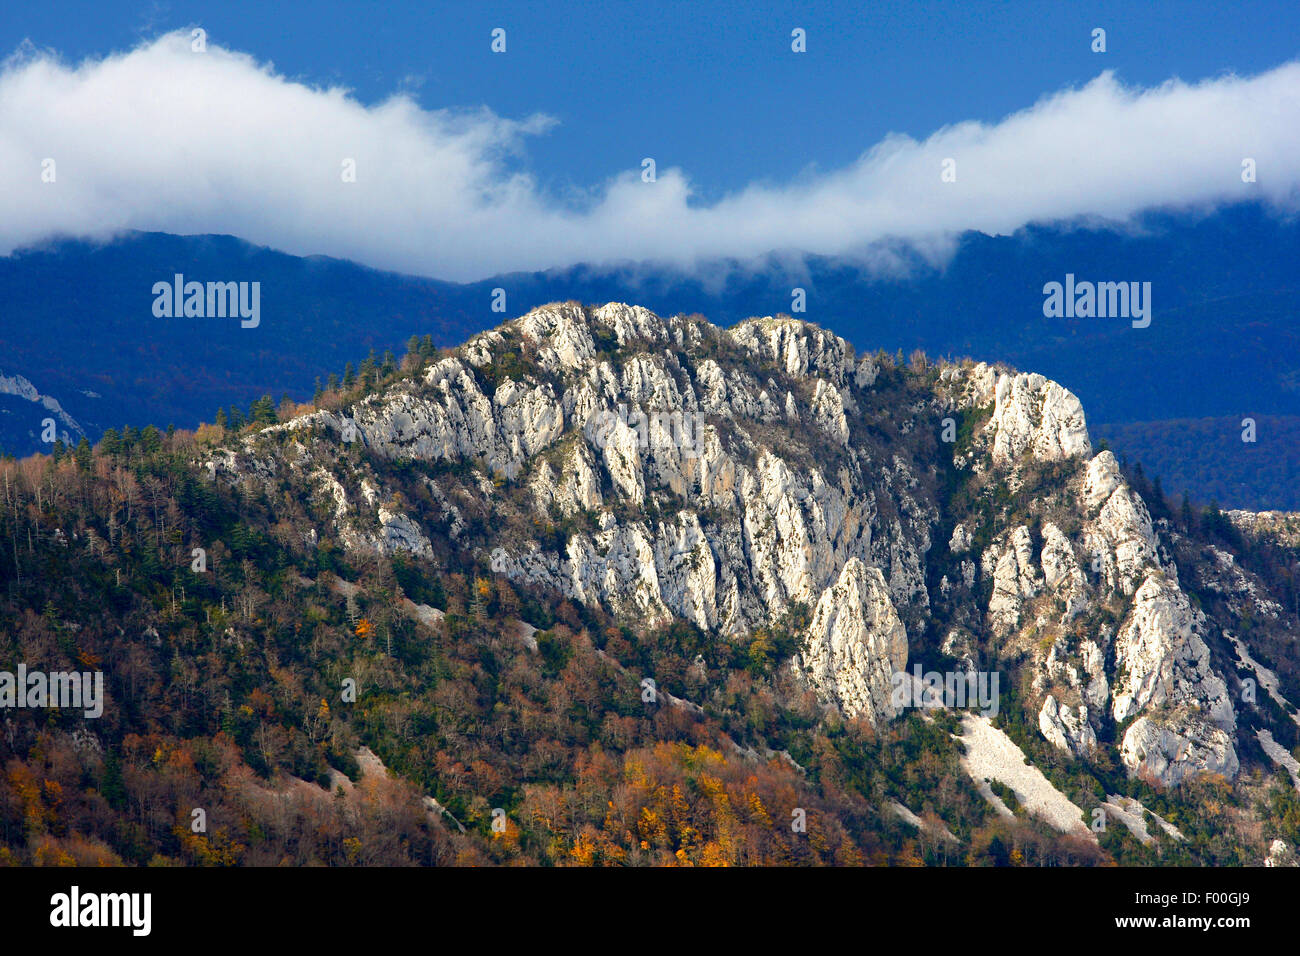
xmin=2 ymin=31 xmax=1299 ymax=280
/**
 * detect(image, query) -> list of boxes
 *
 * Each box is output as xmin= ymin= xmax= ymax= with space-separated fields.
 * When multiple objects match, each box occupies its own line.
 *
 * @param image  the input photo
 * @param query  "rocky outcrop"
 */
xmin=1083 ymin=451 xmax=1159 ymax=596
xmin=797 ymin=559 xmax=908 ymax=727
xmin=984 ymin=526 xmax=1042 ymax=637
xmin=1119 ymin=714 xmax=1239 ymax=786
xmin=988 ymin=372 xmax=1091 ymax=466
xmin=1265 ymin=839 xmax=1297 ymax=867
xmin=1039 ymin=694 xmax=1098 ymax=755
xmin=1111 ymin=575 xmax=1235 ymax=730
xmin=1039 ymin=522 xmax=1088 ymax=622
xmin=1227 ymin=510 xmax=1300 ymax=549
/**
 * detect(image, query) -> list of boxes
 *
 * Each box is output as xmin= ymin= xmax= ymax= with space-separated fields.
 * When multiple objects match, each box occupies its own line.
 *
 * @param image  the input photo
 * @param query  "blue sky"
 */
xmin=2 ymin=1 xmax=1298 ymax=278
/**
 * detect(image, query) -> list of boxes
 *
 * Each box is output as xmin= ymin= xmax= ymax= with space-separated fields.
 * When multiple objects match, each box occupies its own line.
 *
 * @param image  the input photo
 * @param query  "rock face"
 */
xmin=205 ymin=302 xmax=1298 ymax=791
xmin=989 ymin=373 xmax=1091 ymax=466
xmin=1119 ymin=715 xmax=1239 ymax=785
xmin=1039 ymin=695 xmax=1098 ymax=754
xmin=1264 ymin=839 xmax=1297 ymax=867
xmin=1083 ymin=452 xmax=1159 ymax=596
xmin=1039 ymin=523 xmax=1087 ymax=618
xmin=798 ymin=559 xmax=908 ymax=727
xmin=1111 ymin=576 xmax=1235 ymax=729
xmin=985 ymin=526 xmax=1042 ymax=637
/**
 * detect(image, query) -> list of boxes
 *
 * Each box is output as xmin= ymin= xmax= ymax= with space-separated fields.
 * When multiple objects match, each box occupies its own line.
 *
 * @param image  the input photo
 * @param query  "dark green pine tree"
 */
xmin=100 ymin=427 xmax=122 ymax=456
xmin=469 ymin=582 xmax=486 ymax=623
xmin=250 ymin=395 xmax=277 ymax=424
xmin=359 ymin=349 xmax=377 ymax=386
xmin=74 ymin=437 xmax=93 ymax=471
xmin=101 ymin=750 xmax=126 ymax=810
xmin=1150 ymin=474 xmax=1166 ymax=518
xmin=140 ymin=425 xmax=163 ymax=453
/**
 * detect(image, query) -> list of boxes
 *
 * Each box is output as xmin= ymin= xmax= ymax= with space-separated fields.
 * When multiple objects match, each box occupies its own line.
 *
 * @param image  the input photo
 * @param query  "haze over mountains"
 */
xmin=1 ymin=202 xmax=1297 ymax=507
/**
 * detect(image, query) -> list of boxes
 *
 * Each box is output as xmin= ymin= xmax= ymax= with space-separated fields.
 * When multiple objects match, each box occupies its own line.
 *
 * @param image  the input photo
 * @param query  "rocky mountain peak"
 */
xmin=203 ymin=302 xmax=1300 ymax=793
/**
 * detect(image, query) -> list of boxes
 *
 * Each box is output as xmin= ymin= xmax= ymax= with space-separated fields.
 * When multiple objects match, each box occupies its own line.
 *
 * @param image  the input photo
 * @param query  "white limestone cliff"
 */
xmin=202 ymin=302 xmax=1271 ymax=791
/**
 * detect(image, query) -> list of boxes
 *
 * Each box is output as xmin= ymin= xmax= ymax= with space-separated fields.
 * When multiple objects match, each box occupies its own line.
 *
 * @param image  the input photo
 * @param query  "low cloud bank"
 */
xmin=2 ymin=32 xmax=1298 ymax=280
